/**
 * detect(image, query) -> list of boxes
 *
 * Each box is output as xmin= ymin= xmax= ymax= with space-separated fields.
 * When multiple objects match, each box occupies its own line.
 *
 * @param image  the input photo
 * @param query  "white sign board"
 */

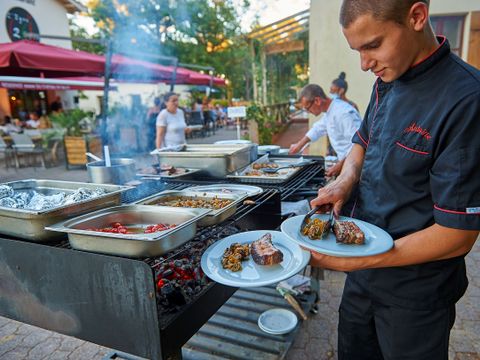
xmin=227 ymin=106 xmax=246 ymax=118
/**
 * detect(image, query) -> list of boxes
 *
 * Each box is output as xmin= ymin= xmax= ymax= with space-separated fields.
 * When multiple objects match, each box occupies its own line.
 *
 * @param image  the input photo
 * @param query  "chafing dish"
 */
xmin=150 ymin=144 xmax=255 ymax=178
xmin=227 ymin=156 xmax=309 ymax=184
xmin=136 ymin=190 xmax=242 ymax=226
xmin=46 ymin=205 xmax=211 ymax=257
xmin=0 ymin=179 xmax=129 ymax=242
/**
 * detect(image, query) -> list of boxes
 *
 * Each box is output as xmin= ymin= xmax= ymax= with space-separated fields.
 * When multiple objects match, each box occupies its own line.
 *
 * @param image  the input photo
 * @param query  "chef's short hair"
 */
xmin=164 ymin=92 xmax=178 ymax=103
xmin=299 ymin=84 xmax=327 ymax=102
xmin=340 ymin=0 xmax=430 ymax=28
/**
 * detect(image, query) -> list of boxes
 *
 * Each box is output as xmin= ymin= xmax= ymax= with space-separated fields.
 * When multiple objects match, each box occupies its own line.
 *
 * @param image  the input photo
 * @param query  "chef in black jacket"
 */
xmin=309 ymin=1 xmax=480 ymax=359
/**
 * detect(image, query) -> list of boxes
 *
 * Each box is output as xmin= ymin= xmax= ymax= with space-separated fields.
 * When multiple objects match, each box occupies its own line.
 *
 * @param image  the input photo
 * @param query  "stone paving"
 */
xmin=1 ymin=127 xmax=479 ymax=359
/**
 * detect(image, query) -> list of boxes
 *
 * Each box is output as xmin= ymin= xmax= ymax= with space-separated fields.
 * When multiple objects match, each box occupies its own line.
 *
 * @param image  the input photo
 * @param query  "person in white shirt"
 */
xmin=289 ymin=84 xmax=361 ymax=176
xmin=155 ymin=92 xmax=190 ymax=149
xmin=25 ymin=112 xmax=40 ymax=129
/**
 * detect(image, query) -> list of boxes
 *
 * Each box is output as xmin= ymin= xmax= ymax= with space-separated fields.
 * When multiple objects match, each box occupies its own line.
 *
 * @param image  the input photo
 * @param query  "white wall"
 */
xmin=309 ymin=0 xmax=480 ymax=116
xmin=0 ymin=0 xmax=72 ymax=48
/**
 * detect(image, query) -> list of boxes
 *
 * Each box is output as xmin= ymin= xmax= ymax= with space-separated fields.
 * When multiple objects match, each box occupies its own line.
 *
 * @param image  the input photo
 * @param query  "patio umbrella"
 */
xmin=166 ymin=66 xmax=226 ymax=86
xmin=0 ymin=40 xmax=188 ymax=82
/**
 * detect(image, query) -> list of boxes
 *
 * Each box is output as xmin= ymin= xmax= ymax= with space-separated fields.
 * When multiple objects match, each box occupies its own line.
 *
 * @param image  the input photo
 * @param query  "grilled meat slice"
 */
xmin=250 ymin=233 xmax=284 ymax=265
xmin=333 ymin=221 xmax=365 ymax=245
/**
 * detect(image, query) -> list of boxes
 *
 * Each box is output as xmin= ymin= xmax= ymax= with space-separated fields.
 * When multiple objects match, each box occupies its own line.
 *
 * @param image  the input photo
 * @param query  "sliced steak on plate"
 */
xmin=250 ymin=233 xmax=284 ymax=265
xmin=333 ymin=221 xmax=365 ymax=245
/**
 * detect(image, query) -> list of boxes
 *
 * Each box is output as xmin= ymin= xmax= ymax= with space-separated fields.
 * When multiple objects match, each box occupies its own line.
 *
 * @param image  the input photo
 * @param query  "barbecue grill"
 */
xmin=0 ymin=157 xmax=325 ymax=360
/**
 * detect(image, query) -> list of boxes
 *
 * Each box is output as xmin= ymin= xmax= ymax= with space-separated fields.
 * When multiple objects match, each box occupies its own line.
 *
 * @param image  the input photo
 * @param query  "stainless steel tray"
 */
xmin=185 ymin=184 xmax=264 ymax=197
xmin=226 ymin=156 xmax=305 ymax=184
xmin=0 ymin=179 xmax=130 ymax=242
xmin=150 ymin=144 xmax=254 ymax=178
xmin=45 ymin=205 xmax=211 ymax=257
xmin=135 ymin=190 xmax=241 ymax=226
xmin=136 ymin=167 xmax=201 ymax=179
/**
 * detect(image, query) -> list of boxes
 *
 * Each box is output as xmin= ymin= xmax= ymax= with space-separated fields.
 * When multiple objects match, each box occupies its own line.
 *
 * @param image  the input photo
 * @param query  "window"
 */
xmin=430 ymin=15 xmax=465 ymax=56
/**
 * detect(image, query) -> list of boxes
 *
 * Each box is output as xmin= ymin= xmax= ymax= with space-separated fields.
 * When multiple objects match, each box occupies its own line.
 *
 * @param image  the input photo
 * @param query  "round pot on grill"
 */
xmin=87 ymin=158 xmax=135 ymax=185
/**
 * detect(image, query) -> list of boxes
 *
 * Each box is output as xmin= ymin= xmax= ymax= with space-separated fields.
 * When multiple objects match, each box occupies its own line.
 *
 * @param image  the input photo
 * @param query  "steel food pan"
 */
xmin=0 ymin=179 xmax=130 ymax=242
xmin=226 ymin=156 xmax=305 ymax=184
xmin=45 ymin=205 xmax=211 ymax=257
xmin=150 ymin=144 xmax=254 ymax=178
xmin=136 ymin=166 xmax=202 ymax=179
xmin=135 ymin=190 xmax=241 ymax=226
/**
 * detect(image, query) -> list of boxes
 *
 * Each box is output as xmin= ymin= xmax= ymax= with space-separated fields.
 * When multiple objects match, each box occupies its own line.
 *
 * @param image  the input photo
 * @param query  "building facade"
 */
xmin=0 ymin=0 xmax=82 ymax=119
xmin=308 ymin=0 xmax=480 ymax=155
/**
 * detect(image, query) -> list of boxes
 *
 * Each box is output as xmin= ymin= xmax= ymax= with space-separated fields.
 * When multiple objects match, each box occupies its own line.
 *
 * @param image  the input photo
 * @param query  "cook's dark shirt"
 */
xmin=350 ymin=37 xmax=480 ymax=310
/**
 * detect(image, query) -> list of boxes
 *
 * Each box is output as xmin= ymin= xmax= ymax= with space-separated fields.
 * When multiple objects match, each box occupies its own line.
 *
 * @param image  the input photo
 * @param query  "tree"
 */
xmin=84 ymin=0 xmax=251 ymax=98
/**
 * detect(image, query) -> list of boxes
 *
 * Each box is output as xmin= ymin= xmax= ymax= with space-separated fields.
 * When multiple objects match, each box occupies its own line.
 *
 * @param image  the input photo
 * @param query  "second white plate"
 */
xmin=201 ymin=230 xmax=310 ymax=288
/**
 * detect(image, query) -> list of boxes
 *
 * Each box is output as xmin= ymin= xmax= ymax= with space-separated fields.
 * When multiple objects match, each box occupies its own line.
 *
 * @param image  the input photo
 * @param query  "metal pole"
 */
xmin=102 ymin=40 xmax=112 ymax=146
xmin=170 ymin=58 xmax=178 ymax=92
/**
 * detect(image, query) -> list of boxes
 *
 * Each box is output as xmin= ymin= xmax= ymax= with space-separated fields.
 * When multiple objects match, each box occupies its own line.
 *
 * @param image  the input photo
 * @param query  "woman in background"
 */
xmin=155 ymin=92 xmax=190 ymax=149
xmin=330 ymin=72 xmax=359 ymax=111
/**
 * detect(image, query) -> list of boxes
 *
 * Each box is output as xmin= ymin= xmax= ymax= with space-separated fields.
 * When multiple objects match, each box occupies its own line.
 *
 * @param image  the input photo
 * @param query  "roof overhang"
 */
xmin=56 ymin=0 xmax=87 ymax=14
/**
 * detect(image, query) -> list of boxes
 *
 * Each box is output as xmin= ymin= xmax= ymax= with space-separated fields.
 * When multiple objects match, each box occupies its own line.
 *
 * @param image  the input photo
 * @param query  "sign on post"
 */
xmin=227 ymin=106 xmax=247 ymax=140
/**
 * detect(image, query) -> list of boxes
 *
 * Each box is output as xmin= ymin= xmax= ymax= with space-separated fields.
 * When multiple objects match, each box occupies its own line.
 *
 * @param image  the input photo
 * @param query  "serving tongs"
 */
xmin=261 ymin=159 xmax=316 ymax=174
xmin=299 ymin=206 xmax=320 ymax=233
xmin=323 ymin=208 xmax=335 ymax=238
xmin=299 ymin=207 xmax=335 ymax=239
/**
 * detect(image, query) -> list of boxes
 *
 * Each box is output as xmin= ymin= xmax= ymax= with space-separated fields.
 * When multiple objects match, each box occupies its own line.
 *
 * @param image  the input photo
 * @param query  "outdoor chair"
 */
xmin=0 ymin=136 xmax=15 ymax=169
xmin=188 ymin=111 xmax=206 ymax=137
xmin=10 ymin=133 xmax=48 ymax=169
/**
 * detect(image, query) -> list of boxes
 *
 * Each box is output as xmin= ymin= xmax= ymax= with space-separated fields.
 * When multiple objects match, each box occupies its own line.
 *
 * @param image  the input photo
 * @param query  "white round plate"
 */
xmin=281 ymin=214 xmax=394 ymax=258
xmin=258 ymin=308 xmax=298 ymax=335
xmin=201 ymin=230 xmax=310 ymax=288
xmin=187 ymin=184 xmax=263 ymax=197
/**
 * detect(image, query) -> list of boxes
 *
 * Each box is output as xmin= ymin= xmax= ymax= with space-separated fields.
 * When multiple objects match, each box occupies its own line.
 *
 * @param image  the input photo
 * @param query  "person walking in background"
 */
xmin=330 ymin=72 xmax=359 ymax=111
xmin=289 ymin=84 xmax=361 ymax=176
xmin=155 ymin=92 xmax=190 ymax=149
xmin=309 ymin=1 xmax=480 ymax=359
xmin=147 ymin=97 xmax=162 ymax=151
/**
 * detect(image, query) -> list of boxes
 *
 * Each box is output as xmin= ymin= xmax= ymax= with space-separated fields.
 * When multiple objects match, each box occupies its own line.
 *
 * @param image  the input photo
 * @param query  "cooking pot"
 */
xmin=87 ymin=158 xmax=136 ymax=185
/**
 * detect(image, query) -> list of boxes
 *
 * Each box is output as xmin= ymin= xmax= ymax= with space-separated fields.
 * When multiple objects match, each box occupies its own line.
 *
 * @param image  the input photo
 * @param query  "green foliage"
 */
xmin=246 ymin=104 xmax=279 ymax=145
xmin=86 ymin=0 xmax=250 ymax=98
xmin=69 ymin=19 xmax=105 ymax=54
xmin=50 ymin=109 xmax=91 ymax=137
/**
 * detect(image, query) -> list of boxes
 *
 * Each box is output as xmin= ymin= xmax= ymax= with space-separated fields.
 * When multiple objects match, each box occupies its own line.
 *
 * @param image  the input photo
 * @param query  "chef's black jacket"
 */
xmin=350 ymin=37 xmax=480 ymax=310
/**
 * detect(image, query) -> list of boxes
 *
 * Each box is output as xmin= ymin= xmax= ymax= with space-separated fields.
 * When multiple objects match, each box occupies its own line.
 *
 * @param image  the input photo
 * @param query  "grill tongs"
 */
xmin=299 ymin=206 xmax=335 ymax=238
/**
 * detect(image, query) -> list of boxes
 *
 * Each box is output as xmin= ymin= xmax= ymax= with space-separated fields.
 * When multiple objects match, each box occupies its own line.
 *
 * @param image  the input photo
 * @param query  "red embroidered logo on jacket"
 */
xmin=404 ymin=123 xmax=431 ymax=140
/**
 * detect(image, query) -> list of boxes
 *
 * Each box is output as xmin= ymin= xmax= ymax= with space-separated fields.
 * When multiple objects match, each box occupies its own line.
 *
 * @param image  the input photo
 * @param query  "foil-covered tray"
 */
xmin=226 ymin=156 xmax=308 ymax=184
xmin=135 ymin=190 xmax=242 ymax=226
xmin=0 ymin=179 xmax=130 ymax=242
xmin=46 ymin=205 xmax=211 ymax=257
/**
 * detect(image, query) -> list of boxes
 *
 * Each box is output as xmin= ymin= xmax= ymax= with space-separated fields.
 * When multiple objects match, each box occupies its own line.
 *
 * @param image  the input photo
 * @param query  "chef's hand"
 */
xmin=288 ymin=142 xmax=302 ymax=155
xmin=325 ymin=159 xmax=344 ymax=177
xmin=310 ymin=177 xmax=353 ymax=217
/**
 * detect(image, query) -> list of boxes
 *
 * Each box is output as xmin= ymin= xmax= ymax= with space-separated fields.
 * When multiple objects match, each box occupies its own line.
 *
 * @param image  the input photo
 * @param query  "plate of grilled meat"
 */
xmin=281 ymin=214 xmax=393 ymax=257
xmin=201 ymin=230 xmax=310 ymax=288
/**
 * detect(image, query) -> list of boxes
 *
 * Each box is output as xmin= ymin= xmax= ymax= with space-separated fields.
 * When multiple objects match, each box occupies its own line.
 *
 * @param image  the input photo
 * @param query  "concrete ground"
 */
xmin=1 ymin=126 xmax=479 ymax=359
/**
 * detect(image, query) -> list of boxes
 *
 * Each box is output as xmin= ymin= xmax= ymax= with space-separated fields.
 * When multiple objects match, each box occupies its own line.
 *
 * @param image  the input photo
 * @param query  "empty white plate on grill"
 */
xmin=258 ymin=308 xmax=298 ymax=335
xmin=281 ymin=214 xmax=394 ymax=257
xmin=201 ymin=230 xmax=310 ymax=288
xmin=186 ymin=184 xmax=263 ymax=197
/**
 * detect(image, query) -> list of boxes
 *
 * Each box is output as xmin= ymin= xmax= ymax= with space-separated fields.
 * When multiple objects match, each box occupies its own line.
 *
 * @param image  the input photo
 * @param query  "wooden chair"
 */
xmin=10 ymin=133 xmax=47 ymax=168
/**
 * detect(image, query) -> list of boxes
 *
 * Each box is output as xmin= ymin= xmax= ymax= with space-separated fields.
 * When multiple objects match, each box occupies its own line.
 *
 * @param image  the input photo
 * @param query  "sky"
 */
xmin=74 ymin=0 xmax=311 ymax=34
xmin=239 ymin=0 xmax=310 ymax=30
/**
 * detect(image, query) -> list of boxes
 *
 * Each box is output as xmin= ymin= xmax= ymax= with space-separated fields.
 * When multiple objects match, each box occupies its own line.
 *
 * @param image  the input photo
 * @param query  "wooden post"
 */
xmin=249 ymin=40 xmax=258 ymax=103
xmin=260 ymin=48 xmax=267 ymax=105
xmin=468 ymin=11 xmax=480 ymax=69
